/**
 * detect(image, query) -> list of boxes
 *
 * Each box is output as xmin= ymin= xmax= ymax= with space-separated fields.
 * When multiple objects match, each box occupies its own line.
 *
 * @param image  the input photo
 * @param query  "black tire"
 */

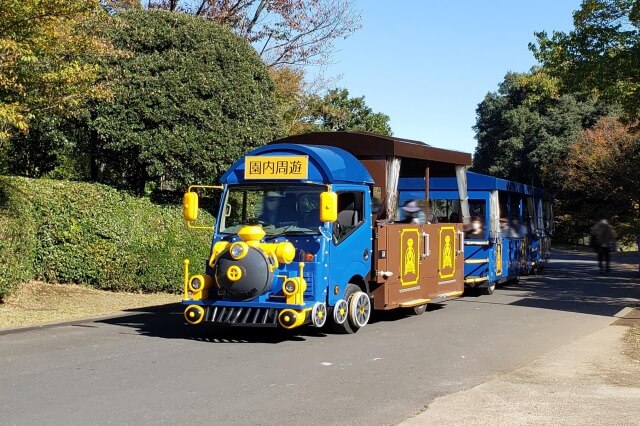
xmin=481 ymin=282 xmax=496 ymax=295
xmin=332 ymin=284 xmax=364 ymax=334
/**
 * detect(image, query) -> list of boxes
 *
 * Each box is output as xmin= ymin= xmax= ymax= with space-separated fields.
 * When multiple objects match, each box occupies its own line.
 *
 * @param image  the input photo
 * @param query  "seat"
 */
xmin=337 ymin=193 xmax=358 ymax=227
xmin=337 ymin=208 xmax=358 ymax=227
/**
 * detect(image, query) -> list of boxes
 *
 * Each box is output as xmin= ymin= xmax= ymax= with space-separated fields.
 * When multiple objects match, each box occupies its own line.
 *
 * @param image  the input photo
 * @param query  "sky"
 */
xmin=318 ymin=0 xmax=584 ymax=154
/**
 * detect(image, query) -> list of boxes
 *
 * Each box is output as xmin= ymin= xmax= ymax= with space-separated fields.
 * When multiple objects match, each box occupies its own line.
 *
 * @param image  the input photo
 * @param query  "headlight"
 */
xmin=229 ymin=242 xmax=247 ymax=259
xmin=190 ymin=277 xmax=202 ymax=290
xmin=283 ymin=279 xmax=297 ymax=294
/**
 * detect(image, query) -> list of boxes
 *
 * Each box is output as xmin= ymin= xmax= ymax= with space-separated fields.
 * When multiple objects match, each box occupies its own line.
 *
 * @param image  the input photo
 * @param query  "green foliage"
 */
xmin=0 ymin=178 xmax=37 ymax=300
xmin=0 ymin=176 xmax=213 ymax=299
xmin=306 ymin=88 xmax=392 ymax=136
xmin=0 ymin=0 xmax=115 ymax=147
xmin=473 ymin=71 xmax=613 ymax=192
xmin=531 ymin=0 xmax=640 ymax=118
xmin=85 ymin=10 xmax=281 ymax=193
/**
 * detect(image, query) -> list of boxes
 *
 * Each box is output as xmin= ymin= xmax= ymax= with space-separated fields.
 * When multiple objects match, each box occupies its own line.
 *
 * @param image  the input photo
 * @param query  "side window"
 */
xmin=431 ymin=199 xmax=461 ymax=223
xmin=467 ymin=199 xmax=486 ymax=239
xmin=333 ymin=191 xmax=364 ymax=243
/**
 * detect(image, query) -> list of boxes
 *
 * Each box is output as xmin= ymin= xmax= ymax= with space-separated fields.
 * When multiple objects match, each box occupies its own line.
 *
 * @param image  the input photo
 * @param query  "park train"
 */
xmin=180 ymin=132 xmax=554 ymax=333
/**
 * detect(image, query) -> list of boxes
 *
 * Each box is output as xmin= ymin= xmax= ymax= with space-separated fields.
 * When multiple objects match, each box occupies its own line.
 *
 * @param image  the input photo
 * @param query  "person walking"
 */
xmin=590 ymin=219 xmax=615 ymax=273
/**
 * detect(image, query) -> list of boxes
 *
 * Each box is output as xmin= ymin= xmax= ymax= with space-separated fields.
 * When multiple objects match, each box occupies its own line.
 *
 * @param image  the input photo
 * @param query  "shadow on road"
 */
xmin=458 ymin=249 xmax=640 ymax=317
xmin=97 ymin=303 xmax=446 ymax=343
xmin=97 ymin=249 xmax=639 ymax=342
xmin=97 ymin=305 xmax=331 ymax=344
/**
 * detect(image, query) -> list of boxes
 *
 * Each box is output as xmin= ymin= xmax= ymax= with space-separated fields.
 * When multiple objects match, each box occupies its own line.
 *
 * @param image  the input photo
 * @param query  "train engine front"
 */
xmin=182 ymin=183 xmax=335 ymax=331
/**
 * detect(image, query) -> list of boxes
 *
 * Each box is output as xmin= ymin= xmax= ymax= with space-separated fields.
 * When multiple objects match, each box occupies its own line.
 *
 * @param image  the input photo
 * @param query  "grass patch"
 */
xmin=0 ymin=281 xmax=180 ymax=330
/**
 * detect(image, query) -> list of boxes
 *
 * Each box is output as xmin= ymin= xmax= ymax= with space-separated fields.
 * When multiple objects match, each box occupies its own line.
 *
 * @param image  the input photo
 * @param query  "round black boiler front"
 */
xmin=214 ymin=246 xmax=274 ymax=300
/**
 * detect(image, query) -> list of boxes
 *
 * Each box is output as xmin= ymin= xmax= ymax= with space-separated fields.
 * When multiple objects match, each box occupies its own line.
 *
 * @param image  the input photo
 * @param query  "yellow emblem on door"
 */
xmin=495 ymin=241 xmax=503 ymax=276
xmin=439 ymin=226 xmax=456 ymax=279
xmin=400 ymin=228 xmax=420 ymax=286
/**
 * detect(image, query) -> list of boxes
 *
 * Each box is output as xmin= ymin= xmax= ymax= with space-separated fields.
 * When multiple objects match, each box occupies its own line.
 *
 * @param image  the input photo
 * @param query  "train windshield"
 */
xmin=219 ymin=185 xmax=324 ymax=236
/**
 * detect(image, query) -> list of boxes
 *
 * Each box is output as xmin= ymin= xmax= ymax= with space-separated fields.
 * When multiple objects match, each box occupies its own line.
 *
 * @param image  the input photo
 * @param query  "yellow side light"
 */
xmin=187 ymin=274 xmax=212 ymax=301
xmin=320 ymin=191 xmax=337 ymax=222
xmin=278 ymin=308 xmax=309 ymax=329
xmin=283 ymin=262 xmax=307 ymax=305
xmin=182 ymin=192 xmax=199 ymax=222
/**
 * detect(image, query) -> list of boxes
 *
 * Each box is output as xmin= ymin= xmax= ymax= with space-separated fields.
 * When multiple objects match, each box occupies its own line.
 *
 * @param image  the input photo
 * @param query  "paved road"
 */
xmin=1 ymin=250 xmax=639 ymax=426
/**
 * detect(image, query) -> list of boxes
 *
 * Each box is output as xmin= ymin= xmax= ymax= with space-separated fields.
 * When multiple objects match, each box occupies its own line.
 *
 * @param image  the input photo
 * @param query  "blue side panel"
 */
xmin=326 ymin=184 xmax=373 ymax=305
xmin=221 ymin=144 xmax=373 ymax=185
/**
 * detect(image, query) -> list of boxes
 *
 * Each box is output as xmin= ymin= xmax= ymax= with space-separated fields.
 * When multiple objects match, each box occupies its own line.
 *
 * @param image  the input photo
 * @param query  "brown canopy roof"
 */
xmin=270 ymin=131 xmax=472 ymax=166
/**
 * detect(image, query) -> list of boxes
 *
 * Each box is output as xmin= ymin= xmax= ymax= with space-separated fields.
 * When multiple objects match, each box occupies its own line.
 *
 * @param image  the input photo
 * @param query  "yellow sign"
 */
xmin=400 ymin=228 xmax=420 ymax=286
xmin=439 ymin=226 xmax=456 ymax=279
xmin=244 ymin=155 xmax=309 ymax=180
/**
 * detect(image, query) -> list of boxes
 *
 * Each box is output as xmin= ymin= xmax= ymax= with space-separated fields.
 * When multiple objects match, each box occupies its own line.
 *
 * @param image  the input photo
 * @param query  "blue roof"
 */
xmin=221 ymin=143 xmax=374 ymax=185
xmin=428 ymin=172 xmax=549 ymax=197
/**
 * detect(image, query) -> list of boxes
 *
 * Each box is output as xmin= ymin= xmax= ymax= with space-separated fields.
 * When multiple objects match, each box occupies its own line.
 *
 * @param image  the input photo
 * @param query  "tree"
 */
xmin=144 ymin=0 xmax=361 ymax=67
xmin=84 ymin=10 xmax=281 ymax=193
xmin=0 ymin=0 xmax=114 ymax=148
xmin=563 ymin=117 xmax=639 ymax=208
xmin=473 ymin=71 xmax=612 ymax=191
xmin=305 ymin=88 xmax=392 ymax=135
xmin=269 ymin=66 xmax=318 ymax=135
xmin=530 ymin=0 xmax=640 ymax=118
xmin=557 ymin=116 xmax=640 ymax=242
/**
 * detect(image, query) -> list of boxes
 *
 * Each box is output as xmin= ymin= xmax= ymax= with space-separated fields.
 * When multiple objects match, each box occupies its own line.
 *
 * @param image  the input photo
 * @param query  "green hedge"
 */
xmin=0 ymin=179 xmax=37 ymax=299
xmin=0 ymin=176 xmax=214 ymax=300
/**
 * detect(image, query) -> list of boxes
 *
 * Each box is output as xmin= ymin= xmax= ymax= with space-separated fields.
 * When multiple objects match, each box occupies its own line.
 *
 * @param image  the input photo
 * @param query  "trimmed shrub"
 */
xmin=0 ymin=176 xmax=214 ymax=298
xmin=0 ymin=177 xmax=37 ymax=300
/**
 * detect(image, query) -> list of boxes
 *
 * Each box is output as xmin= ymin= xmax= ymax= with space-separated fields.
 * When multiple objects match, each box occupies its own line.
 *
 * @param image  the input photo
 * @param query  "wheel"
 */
xmin=311 ymin=302 xmax=327 ymax=328
xmin=409 ymin=304 xmax=427 ymax=315
xmin=349 ymin=291 xmax=371 ymax=328
xmin=481 ymin=282 xmax=496 ymax=295
xmin=332 ymin=284 xmax=370 ymax=334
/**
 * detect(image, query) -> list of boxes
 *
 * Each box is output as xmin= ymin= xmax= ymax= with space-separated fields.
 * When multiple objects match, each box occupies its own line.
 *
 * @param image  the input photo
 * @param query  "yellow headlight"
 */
xmin=189 ymin=277 xmax=202 ymax=291
xmin=229 ymin=242 xmax=248 ymax=260
xmin=283 ymin=279 xmax=297 ymax=295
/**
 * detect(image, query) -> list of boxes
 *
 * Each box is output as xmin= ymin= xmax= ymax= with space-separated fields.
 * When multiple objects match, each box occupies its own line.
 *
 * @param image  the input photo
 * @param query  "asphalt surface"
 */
xmin=1 ymin=250 xmax=639 ymax=426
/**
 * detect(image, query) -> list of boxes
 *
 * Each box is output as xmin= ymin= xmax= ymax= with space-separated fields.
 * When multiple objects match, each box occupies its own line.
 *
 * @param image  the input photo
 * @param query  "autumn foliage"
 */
xmin=564 ymin=117 xmax=639 ymax=206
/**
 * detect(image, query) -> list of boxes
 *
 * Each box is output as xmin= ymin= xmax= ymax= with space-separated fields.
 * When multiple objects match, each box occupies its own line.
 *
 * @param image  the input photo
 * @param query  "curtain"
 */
xmin=490 ymin=190 xmax=500 ymax=241
xmin=386 ymin=156 xmax=401 ymax=220
xmin=455 ymin=165 xmax=470 ymax=224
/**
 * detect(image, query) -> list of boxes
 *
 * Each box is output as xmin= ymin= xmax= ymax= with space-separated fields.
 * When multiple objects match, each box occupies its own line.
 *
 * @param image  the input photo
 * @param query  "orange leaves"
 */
xmin=563 ymin=117 xmax=640 ymax=204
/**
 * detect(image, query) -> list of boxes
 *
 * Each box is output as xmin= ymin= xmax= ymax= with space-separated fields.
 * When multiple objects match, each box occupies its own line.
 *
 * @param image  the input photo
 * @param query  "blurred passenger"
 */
xmin=260 ymin=191 xmax=285 ymax=225
xmin=465 ymin=216 xmax=485 ymax=238
xmin=400 ymin=200 xmax=425 ymax=224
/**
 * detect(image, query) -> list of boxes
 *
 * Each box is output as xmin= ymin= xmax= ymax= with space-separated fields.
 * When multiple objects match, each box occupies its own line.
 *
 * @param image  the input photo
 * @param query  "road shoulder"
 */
xmin=402 ymin=308 xmax=640 ymax=425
